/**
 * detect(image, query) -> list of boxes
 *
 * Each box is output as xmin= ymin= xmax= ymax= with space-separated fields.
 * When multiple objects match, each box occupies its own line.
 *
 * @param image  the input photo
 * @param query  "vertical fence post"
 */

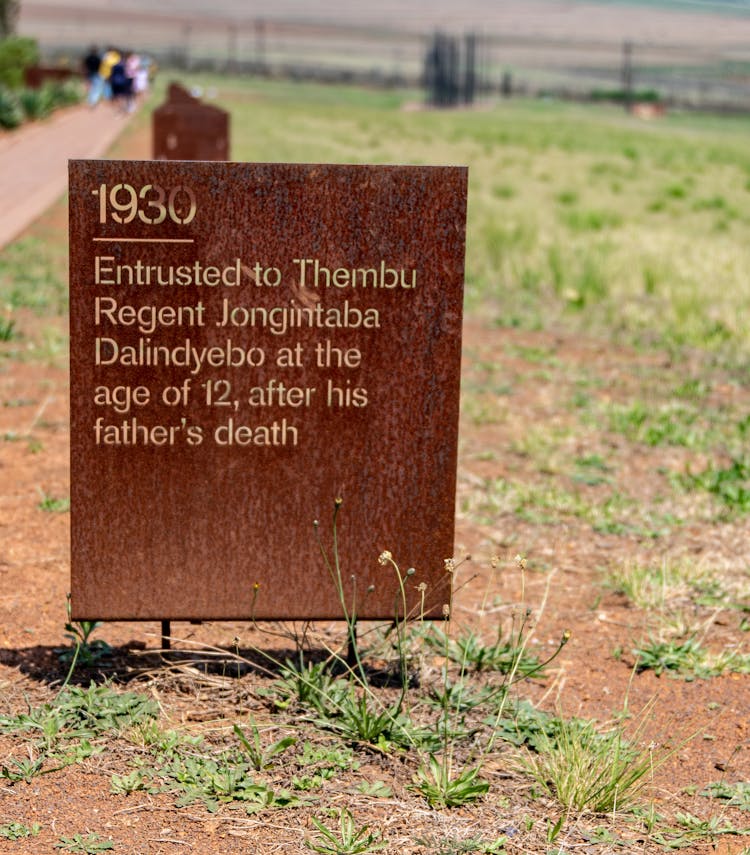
xmin=227 ymin=24 xmax=237 ymax=74
xmin=463 ymin=32 xmax=476 ymax=104
xmin=622 ymin=40 xmax=634 ymax=111
xmin=182 ymin=23 xmax=192 ymax=71
xmin=255 ymin=18 xmax=266 ymax=71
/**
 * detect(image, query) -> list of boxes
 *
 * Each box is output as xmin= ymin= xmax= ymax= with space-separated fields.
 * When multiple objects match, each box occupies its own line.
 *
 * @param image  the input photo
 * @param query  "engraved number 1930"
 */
xmin=92 ymin=183 xmax=197 ymax=225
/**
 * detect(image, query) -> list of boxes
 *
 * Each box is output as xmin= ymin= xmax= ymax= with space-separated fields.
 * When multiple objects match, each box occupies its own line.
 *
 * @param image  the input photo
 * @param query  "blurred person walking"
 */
xmin=110 ymin=52 xmax=133 ymax=113
xmin=82 ymin=45 xmax=101 ymax=96
xmin=88 ymin=46 xmax=121 ymax=106
xmin=132 ymin=53 xmax=150 ymax=102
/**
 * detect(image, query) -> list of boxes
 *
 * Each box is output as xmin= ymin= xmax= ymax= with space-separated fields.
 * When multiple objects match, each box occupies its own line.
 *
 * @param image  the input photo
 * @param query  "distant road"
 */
xmin=19 ymin=0 xmax=750 ymax=46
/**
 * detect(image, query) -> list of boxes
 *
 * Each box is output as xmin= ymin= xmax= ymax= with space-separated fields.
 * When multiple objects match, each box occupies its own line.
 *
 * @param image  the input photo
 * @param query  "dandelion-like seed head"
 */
xmin=444 ymin=558 xmax=456 ymax=574
xmin=442 ymin=603 xmax=451 ymax=618
xmin=515 ymin=554 xmax=528 ymax=570
xmin=378 ymin=550 xmax=392 ymax=565
xmin=417 ymin=582 xmax=427 ymax=592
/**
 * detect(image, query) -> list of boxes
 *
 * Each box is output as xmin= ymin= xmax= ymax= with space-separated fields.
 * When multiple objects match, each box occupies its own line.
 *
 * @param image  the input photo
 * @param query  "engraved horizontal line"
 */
xmin=92 ymin=237 xmax=194 ymax=244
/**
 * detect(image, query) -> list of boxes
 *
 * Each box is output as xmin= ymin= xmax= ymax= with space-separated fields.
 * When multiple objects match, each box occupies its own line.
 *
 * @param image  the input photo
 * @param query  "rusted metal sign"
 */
xmin=69 ymin=160 xmax=467 ymax=621
xmin=152 ymin=83 xmax=230 ymax=161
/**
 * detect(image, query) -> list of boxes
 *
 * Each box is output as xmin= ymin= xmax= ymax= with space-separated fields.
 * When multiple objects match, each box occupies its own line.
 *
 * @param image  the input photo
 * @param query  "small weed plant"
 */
xmin=414 ymin=754 xmax=490 ymax=808
xmin=58 ymin=594 xmax=112 ymax=671
xmin=651 ymin=811 xmax=750 ymax=848
xmin=37 ymin=490 xmax=70 ymax=513
xmin=0 ymin=821 xmax=41 ymax=839
xmin=0 ymin=316 xmax=15 ymax=341
xmin=292 ymin=741 xmax=358 ymax=791
xmin=678 ymin=456 xmax=750 ymax=514
xmin=317 ymin=687 xmax=421 ymax=750
xmin=0 ymin=683 xmax=158 ymax=782
xmin=606 ymin=558 xmax=709 ymax=611
xmin=633 ymin=636 xmax=750 ymax=678
xmin=426 ymin=624 xmax=544 ymax=676
xmin=701 ymin=780 xmax=750 ymax=810
xmin=415 ymin=837 xmax=506 ymax=854
xmin=305 ymin=808 xmax=385 ymax=854
xmin=517 ymin=706 xmax=666 ymax=813
xmin=233 ymin=717 xmax=295 ymax=770
xmin=54 ymin=833 xmax=114 ymax=853
xmin=271 ymin=658 xmax=343 ymax=713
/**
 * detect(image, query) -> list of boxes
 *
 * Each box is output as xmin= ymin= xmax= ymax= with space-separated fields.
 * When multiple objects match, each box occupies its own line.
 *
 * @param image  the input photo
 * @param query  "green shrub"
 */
xmin=0 ymin=83 xmax=21 ymax=127
xmin=0 ymin=36 xmax=38 ymax=88
xmin=49 ymin=79 xmax=82 ymax=107
xmin=19 ymin=85 xmax=53 ymax=119
xmin=0 ymin=79 xmax=81 ymax=129
xmin=590 ymin=87 xmax=661 ymax=104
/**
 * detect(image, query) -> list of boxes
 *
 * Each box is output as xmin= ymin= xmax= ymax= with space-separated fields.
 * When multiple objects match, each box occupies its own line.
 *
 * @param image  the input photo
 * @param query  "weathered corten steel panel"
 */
xmin=69 ymin=159 xmax=467 ymax=621
xmin=152 ymin=83 xmax=229 ymax=161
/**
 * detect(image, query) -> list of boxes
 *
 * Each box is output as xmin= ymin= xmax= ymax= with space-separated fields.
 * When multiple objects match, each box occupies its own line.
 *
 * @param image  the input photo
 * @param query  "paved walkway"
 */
xmin=0 ymin=103 xmax=134 ymax=250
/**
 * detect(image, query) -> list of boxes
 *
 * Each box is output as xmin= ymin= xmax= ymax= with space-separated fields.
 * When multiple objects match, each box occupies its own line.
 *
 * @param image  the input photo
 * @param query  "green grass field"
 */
xmin=147 ymin=76 xmax=750 ymax=362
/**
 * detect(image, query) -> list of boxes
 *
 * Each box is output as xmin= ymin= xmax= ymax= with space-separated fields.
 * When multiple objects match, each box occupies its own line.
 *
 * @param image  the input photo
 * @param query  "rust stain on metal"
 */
xmin=152 ymin=83 xmax=230 ymax=161
xmin=69 ymin=160 xmax=467 ymax=622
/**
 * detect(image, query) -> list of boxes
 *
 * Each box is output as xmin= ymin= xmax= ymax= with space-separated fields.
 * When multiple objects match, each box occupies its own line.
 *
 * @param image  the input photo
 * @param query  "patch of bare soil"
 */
xmin=0 ymin=118 xmax=748 ymax=854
